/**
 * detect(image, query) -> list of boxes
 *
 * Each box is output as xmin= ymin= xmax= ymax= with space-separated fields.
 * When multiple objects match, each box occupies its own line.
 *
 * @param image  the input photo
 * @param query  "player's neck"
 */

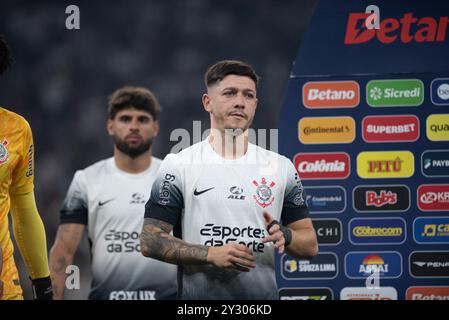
xmin=208 ymin=129 xmax=248 ymax=160
xmin=113 ymin=148 xmax=152 ymax=174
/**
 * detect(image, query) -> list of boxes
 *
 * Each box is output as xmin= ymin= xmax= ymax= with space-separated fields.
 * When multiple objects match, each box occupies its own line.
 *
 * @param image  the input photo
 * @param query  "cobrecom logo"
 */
xmin=349 ymin=218 xmax=406 ymax=245
xmin=366 ymin=79 xmax=424 ymax=107
xmin=362 ymin=115 xmax=419 ymax=142
xmin=431 ymin=78 xmax=449 ymax=106
xmin=357 ymin=151 xmax=414 ymax=179
xmin=302 ymin=81 xmax=359 ymax=108
xmin=294 ymin=152 xmax=350 ymax=180
xmin=298 ymin=116 xmax=355 ymax=144
xmin=426 ymin=114 xmax=449 ymax=141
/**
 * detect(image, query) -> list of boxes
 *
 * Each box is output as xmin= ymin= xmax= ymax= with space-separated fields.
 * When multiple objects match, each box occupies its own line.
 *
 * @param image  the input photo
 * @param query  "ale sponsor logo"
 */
xmin=279 ymin=288 xmax=333 ymax=300
xmin=345 ymin=252 xmax=402 ymax=279
xmin=353 ymin=185 xmax=410 ymax=213
xmin=298 ymin=116 xmax=355 ymax=144
xmin=349 ymin=217 xmax=406 ymax=245
xmin=312 ymin=219 xmax=342 ymax=246
xmin=366 ymin=79 xmax=424 ymax=107
xmin=410 ymin=251 xmax=449 ymax=278
xmin=406 ymin=286 xmax=449 ymax=300
xmin=294 ymin=152 xmax=350 ymax=180
xmin=362 ymin=115 xmax=419 ymax=142
xmin=357 ymin=151 xmax=414 ymax=179
xmin=302 ymin=81 xmax=359 ymax=108
xmin=340 ymin=287 xmax=398 ymax=300
xmin=281 ymin=252 xmax=338 ymax=280
xmin=306 ymin=186 xmax=346 ymax=214
xmin=421 ymin=150 xmax=449 ymax=178
xmin=417 ymin=184 xmax=449 ymax=211
xmin=427 ymin=114 xmax=449 ymax=141
xmin=414 ymin=217 xmax=449 ymax=244
xmin=431 ymin=78 xmax=449 ymax=106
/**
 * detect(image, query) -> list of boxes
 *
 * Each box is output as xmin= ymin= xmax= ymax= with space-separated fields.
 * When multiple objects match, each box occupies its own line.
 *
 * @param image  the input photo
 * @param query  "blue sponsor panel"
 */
xmin=281 ymin=252 xmax=338 ymax=280
xmin=421 ymin=150 xmax=449 ymax=178
xmin=349 ymin=218 xmax=406 ymax=245
xmin=345 ymin=251 xmax=402 ymax=279
xmin=414 ymin=217 xmax=449 ymax=244
xmin=306 ymin=186 xmax=346 ymax=213
xmin=431 ymin=78 xmax=449 ymax=106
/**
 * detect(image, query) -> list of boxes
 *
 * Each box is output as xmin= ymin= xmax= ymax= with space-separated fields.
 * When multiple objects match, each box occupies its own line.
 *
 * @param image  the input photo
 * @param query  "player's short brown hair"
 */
xmin=108 ymin=86 xmax=161 ymax=120
xmin=204 ymin=60 xmax=259 ymax=88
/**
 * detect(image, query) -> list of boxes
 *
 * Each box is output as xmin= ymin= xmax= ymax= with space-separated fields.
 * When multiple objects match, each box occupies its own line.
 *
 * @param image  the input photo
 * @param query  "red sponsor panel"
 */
xmin=417 ymin=184 xmax=449 ymax=211
xmin=293 ymin=152 xmax=350 ymax=180
xmin=362 ymin=115 xmax=420 ymax=142
xmin=406 ymin=286 xmax=449 ymax=300
xmin=302 ymin=81 xmax=359 ymax=108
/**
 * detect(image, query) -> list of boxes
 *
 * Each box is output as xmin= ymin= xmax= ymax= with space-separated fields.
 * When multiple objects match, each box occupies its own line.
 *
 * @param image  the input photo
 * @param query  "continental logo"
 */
xmin=349 ymin=218 xmax=406 ymax=245
xmin=294 ymin=152 xmax=350 ymax=180
xmin=357 ymin=151 xmax=414 ymax=179
xmin=298 ymin=116 xmax=355 ymax=144
xmin=362 ymin=115 xmax=419 ymax=143
xmin=302 ymin=81 xmax=359 ymax=108
xmin=426 ymin=114 xmax=449 ymax=141
xmin=406 ymin=286 xmax=449 ymax=300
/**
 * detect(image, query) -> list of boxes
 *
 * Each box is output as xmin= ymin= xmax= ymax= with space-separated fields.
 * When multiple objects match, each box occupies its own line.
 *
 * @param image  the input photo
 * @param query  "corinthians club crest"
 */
xmin=252 ymin=177 xmax=276 ymax=208
xmin=0 ymin=139 xmax=9 ymax=165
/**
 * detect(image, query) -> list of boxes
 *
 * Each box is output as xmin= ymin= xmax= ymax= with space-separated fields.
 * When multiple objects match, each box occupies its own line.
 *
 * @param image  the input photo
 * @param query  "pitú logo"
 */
xmin=357 ymin=151 xmax=414 ymax=179
xmin=431 ymin=78 xmax=449 ymax=106
xmin=362 ymin=115 xmax=419 ymax=142
xmin=294 ymin=152 xmax=350 ymax=180
xmin=421 ymin=150 xmax=449 ymax=178
xmin=366 ymin=79 xmax=424 ymax=107
xmin=302 ymin=81 xmax=359 ymax=109
xmin=417 ymin=184 xmax=449 ymax=211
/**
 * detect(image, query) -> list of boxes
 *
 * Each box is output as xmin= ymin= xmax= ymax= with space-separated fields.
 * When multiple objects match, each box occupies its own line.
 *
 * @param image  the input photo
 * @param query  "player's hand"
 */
xmin=207 ymin=243 xmax=256 ymax=272
xmin=31 ymin=276 xmax=53 ymax=300
xmin=261 ymin=211 xmax=286 ymax=254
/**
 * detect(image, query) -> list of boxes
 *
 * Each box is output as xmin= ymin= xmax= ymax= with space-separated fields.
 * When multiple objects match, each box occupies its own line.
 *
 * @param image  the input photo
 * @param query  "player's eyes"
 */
xmin=245 ymin=92 xmax=255 ymax=99
xmin=223 ymin=91 xmax=236 ymax=97
xmin=120 ymin=116 xmax=132 ymax=122
xmin=138 ymin=117 xmax=150 ymax=123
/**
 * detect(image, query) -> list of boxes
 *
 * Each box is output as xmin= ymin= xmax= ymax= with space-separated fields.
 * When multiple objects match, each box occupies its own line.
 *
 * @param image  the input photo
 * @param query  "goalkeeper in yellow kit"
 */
xmin=0 ymin=35 xmax=52 ymax=300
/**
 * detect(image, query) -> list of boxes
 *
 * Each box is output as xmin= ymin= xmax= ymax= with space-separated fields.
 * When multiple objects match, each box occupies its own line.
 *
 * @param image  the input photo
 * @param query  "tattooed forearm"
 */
xmin=140 ymin=218 xmax=208 ymax=265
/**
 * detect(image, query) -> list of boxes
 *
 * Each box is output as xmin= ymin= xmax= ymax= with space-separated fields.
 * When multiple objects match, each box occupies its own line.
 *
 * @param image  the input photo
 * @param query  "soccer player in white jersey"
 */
xmin=140 ymin=60 xmax=318 ymax=300
xmin=49 ymin=87 xmax=177 ymax=300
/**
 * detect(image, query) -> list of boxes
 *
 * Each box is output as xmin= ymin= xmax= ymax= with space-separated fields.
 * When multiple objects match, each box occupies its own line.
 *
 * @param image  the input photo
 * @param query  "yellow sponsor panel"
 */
xmin=427 ymin=114 xmax=449 ymax=141
xmin=357 ymin=151 xmax=414 ymax=179
xmin=298 ymin=116 xmax=355 ymax=144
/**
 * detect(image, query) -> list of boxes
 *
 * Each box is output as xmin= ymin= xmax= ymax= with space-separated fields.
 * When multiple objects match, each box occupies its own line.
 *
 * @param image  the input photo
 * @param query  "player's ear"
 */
xmin=202 ymin=93 xmax=212 ymax=112
xmin=153 ymin=120 xmax=160 ymax=137
xmin=106 ymin=119 xmax=114 ymax=136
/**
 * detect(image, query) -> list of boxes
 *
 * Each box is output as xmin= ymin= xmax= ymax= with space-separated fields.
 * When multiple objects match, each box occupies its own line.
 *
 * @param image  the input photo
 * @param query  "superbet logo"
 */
xmin=345 ymin=12 xmax=449 ymax=44
xmin=366 ymin=191 xmax=397 ymax=207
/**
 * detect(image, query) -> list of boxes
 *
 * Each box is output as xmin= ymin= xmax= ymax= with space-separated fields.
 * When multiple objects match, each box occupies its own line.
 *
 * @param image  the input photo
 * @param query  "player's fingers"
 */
xmin=268 ymin=223 xmax=280 ymax=235
xmin=262 ymin=211 xmax=273 ymax=225
xmin=230 ymin=256 xmax=256 ymax=269
xmin=230 ymin=263 xmax=251 ymax=272
xmin=232 ymin=243 xmax=253 ymax=255
xmin=261 ymin=231 xmax=282 ymax=244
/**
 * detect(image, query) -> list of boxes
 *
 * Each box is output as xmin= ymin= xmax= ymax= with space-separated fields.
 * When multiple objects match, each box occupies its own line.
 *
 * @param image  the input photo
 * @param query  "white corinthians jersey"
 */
xmin=60 ymin=157 xmax=177 ymax=300
xmin=145 ymin=140 xmax=309 ymax=300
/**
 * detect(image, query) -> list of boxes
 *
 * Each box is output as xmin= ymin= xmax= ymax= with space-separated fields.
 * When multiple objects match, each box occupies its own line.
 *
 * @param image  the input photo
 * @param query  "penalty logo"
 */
xmin=252 ymin=177 xmax=276 ymax=208
xmin=0 ymin=139 xmax=9 ymax=165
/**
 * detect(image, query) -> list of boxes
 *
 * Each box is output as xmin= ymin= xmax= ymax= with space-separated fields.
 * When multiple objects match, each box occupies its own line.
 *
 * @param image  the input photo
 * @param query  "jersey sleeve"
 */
xmin=144 ymin=154 xmax=184 ymax=226
xmin=281 ymin=157 xmax=310 ymax=225
xmin=59 ymin=170 xmax=88 ymax=225
xmin=10 ymin=119 xmax=34 ymax=195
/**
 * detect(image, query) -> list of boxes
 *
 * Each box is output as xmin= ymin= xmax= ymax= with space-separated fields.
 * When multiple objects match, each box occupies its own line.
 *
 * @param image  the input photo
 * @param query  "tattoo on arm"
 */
xmin=141 ymin=218 xmax=208 ymax=265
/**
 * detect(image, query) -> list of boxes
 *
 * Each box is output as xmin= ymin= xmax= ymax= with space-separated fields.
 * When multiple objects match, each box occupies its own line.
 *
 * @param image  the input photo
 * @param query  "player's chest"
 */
xmin=0 ymin=135 xmax=22 ymax=183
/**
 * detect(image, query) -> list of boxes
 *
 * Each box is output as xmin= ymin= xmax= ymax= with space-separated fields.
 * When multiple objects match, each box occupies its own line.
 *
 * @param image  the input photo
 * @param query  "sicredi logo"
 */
xmin=306 ymin=186 xmax=346 ymax=213
xmin=417 ymin=184 xmax=449 ymax=212
xmin=298 ymin=116 xmax=355 ymax=144
xmin=302 ymin=81 xmax=359 ymax=108
xmin=294 ymin=152 xmax=350 ymax=180
xmin=414 ymin=217 xmax=449 ymax=244
xmin=345 ymin=252 xmax=402 ymax=279
xmin=406 ymin=286 xmax=449 ymax=300
xmin=357 ymin=151 xmax=414 ymax=179
xmin=312 ymin=219 xmax=342 ymax=245
xmin=362 ymin=115 xmax=419 ymax=142
xmin=353 ymin=185 xmax=410 ymax=213
xmin=410 ymin=251 xmax=449 ymax=278
xmin=431 ymin=78 xmax=449 ymax=106
xmin=279 ymin=288 xmax=333 ymax=300
xmin=281 ymin=252 xmax=338 ymax=280
xmin=426 ymin=114 xmax=449 ymax=141
xmin=366 ymin=79 xmax=424 ymax=107
xmin=421 ymin=150 xmax=449 ymax=178
xmin=340 ymin=287 xmax=398 ymax=300
xmin=349 ymin=217 xmax=406 ymax=245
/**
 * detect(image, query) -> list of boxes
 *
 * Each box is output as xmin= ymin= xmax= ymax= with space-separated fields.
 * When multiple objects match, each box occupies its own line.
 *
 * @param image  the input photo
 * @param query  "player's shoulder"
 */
xmin=75 ymin=157 xmax=113 ymax=180
xmin=251 ymin=143 xmax=290 ymax=163
xmin=162 ymin=140 xmax=205 ymax=165
xmin=0 ymin=107 xmax=31 ymax=133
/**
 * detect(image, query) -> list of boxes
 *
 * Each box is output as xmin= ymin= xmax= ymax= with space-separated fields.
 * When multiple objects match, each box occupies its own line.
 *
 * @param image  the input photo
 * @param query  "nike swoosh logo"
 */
xmin=98 ymin=198 xmax=116 ymax=206
xmin=193 ymin=187 xmax=215 ymax=196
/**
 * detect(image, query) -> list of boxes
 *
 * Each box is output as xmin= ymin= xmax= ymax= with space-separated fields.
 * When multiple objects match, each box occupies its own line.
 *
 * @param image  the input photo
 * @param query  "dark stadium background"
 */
xmin=0 ymin=0 xmax=318 ymax=299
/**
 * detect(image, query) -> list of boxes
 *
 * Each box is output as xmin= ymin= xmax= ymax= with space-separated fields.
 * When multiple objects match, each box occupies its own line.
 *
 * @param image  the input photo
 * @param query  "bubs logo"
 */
xmin=427 ymin=114 xmax=449 ymax=141
xmin=410 ymin=251 xmax=449 ymax=278
xmin=294 ymin=152 xmax=350 ymax=180
xmin=431 ymin=78 xmax=449 ymax=106
xmin=349 ymin=217 xmax=406 ymax=245
xmin=357 ymin=151 xmax=414 ymax=179
xmin=414 ymin=217 xmax=449 ymax=244
xmin=422 ymin=150 xmax=449 ymax=178
xmin=306 ymin=186 xmax=346 ymax=214
xmin=340 ymin=287 xmax=398 ymax=300
xmin=353 ymin=185 xmax=410 ymax=213
xmin=417 ymin=184 xmax=449 ymax=211
xmin=312 ymin=219 xmax=342 ymax=245
xmin=298 ymin=116 xmax=355 ymax=144
xmin=406 ymin=286 xmax=449 ymax=300
xmin=302 ymin=81 xmax=359 ymax=109
xmin=281 ymin=252 xmax=338 ymax=280
xmin=279 ymin=288 xmax=333 ymax=300
xmin=362 ymin=115 xmax=419 ymax=142
xmin=345 ymin=252 xmax=402 ymax=279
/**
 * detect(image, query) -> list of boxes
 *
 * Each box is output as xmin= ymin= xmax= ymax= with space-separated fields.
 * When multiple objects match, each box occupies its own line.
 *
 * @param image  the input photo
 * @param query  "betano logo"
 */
xmin=406 ymin=286 xmax=449 ymax=300
xmin=345 ymin=12 xmax=449 ymax=45
xmin=362 ymin=115 xmax=419 ymax=142
xmin=294 ymin=152 xmax=350 ymax=180
xmin=357 ymin=151 xmax=414 ymax=179
xmin=426 ymin=114 xmax=449 ymax=141
xmin=302 ymin=81 xmax=359 ymax=108
xmin=366 ymin=79 xmax=424 ymax=107
xmin=298 ymin=116 xmax=355 ymax=144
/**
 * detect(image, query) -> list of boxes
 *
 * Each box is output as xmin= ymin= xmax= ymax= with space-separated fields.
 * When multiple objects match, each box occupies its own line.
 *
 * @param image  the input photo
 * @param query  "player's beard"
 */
xmin=113 ymin=135 xmax=153 ymax=158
